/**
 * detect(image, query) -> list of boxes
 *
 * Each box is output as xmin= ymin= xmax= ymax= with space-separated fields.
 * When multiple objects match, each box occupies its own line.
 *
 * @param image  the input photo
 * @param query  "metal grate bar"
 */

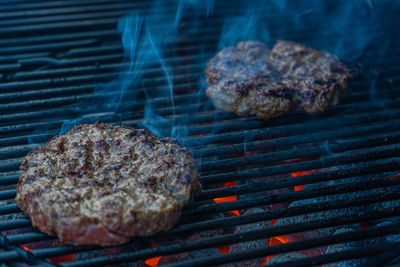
xmin=0 ymin=0 xmax=399 ymax=266
xmin=163 ymin=225 xmax=400 ymax=267
xmin=185 ymin=174 xmax=400 ymax=215
xmin=1 ymin=120 xmax=400 ymax=174
xmin=3 ymin=174 xmax=399 ymax=262
xmin=266 ymin=244 xmax=400 ymax=267
xmin=58 ymin=208 xmax=400 ymax=267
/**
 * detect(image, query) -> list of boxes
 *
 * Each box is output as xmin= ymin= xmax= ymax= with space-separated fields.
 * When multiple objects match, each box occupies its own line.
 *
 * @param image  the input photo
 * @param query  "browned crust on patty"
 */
xmin=205 ymin=41 xmax=295 ymax=120
xmin=205 ymin=40 xmax=356 ymax=120
xmin=15 ymin=122 xmax=201 ymax=246
xmin=269 ymin=40 xmax=355 ymax=113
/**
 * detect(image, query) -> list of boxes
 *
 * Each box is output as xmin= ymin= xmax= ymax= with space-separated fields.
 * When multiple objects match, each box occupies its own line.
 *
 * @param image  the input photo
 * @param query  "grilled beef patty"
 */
xmin=15 ymin=122 xmax=201 ymax=246
xmin=205 ymin=40 xmax=356 ymax=120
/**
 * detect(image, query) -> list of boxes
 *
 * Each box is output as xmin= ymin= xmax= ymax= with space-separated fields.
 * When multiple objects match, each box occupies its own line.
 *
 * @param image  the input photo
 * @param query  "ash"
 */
xmin=187 ymin=228 xmax=224 ymax=259
xmin=322 ymin=228 xmax=365 ymax=267
xmin=223 ymin=208 xmax=271 ymax=267
xmin=265 ymin=252 xmax=307 ymax=265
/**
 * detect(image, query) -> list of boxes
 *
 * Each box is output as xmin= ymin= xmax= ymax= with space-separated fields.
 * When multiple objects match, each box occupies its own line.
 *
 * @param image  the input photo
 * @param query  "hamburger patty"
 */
xmin=205 ymin=40 xmax=356 ymax=120
xmin=15 ymin=122 xmax=201 ymax=246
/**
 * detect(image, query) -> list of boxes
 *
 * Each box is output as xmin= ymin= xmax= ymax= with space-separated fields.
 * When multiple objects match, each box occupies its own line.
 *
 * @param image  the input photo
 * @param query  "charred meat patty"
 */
xmin=15 ymin=122 xmax=201 ymax=246
xmin=205 ymin=40 xmax=356 ymax=120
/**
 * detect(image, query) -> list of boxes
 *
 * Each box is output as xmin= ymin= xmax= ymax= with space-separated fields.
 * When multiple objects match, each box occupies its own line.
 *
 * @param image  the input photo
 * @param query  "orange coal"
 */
xmin=279 ymin=157 xmax=319 ymax=191
xmin=213 ymin=181 xmax=241 ymax=216
xmin=144 ymin=242 xmax=162 ymax=267
xmin=23 ymin=246 xmax=73 ymax=264
xmin=264 ymin=235 xmax=291 ymax=264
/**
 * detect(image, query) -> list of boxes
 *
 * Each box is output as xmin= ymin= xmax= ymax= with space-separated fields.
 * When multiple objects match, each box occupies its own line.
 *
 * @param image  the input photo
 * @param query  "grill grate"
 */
xmin=1 ymin=0 xmax=400 ymax=266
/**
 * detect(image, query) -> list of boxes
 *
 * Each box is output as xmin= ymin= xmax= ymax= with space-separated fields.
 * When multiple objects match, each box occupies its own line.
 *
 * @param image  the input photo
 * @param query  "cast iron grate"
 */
xmin=0 ymin=0 xmax=400 ymax=266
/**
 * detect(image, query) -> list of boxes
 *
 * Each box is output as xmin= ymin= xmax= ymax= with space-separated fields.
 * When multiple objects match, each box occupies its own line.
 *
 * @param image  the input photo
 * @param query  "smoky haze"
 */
xmin=58 ymin=0 xmax=397 ymax=147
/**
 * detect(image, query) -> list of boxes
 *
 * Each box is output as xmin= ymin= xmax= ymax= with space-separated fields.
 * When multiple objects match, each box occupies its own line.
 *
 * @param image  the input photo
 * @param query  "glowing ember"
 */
xmin=279 ymin=158 xmax=319 ymax=191
xmin=212 ymin=182 xmax=240 ymax=255
xmin=293 ymin=184 xmax=306 ymax=191
xmin=264 ymin=235 xmax=291 ymax=264
xmin=217 ymin=245 xmax=230 ymax=254
xmin=271 ymin=218 xmax=279 ymax=225
xmin=145 ymin=242 xmax=162 ymax=267
xmin=213 ymin=181 xmax=240 ymax=216
xmin=291 ymin=169 xmax=318 ymax=191
xmin=291 ymin=170 xmax=307 ymax=191
xmin=269 ymin=235 xmax=290 ymax=245
xmin=264 ymin=158 xmax=322 ymax=264
xmin=145 ymin=256 xmax=162 ymax=267
xmin=213 ymin=181 xmax=240 ymax=254
xmin=49 ymin=254 xmax=74 ymax=265
xmin=23 ymin=246 xmax=73 ymax=264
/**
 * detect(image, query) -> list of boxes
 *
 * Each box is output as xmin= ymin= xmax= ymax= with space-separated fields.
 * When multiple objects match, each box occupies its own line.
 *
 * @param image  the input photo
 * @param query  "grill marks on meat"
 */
xmin=205 ymin=40 xmax=356 ymax=120
xmin=15 ymin=122 xmax=201 ymax=246
xmin=206 ymin=41 xmax=294 ymax=120
xmin=269 ymin=40 xmax=355 ymax=113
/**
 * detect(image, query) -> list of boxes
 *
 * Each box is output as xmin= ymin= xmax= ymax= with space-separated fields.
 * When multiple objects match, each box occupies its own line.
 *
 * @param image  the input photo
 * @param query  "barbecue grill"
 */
xmin=1 ymin=0 xmax=400 ymax=266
